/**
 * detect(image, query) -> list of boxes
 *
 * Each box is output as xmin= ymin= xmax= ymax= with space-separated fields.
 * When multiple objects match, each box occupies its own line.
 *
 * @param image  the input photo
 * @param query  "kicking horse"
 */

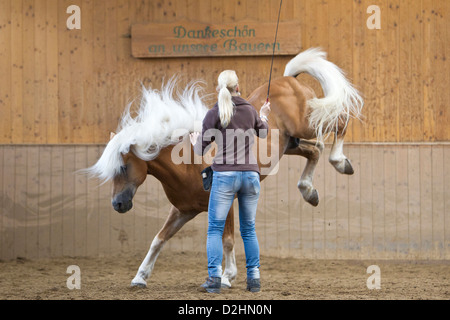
xmin=84 ymin=48 xmax=363 ymax=288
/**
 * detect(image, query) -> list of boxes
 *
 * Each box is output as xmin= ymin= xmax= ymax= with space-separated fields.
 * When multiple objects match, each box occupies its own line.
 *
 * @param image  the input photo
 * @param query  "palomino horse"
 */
xmin=85 ymin=48 xmax=363 ymax=288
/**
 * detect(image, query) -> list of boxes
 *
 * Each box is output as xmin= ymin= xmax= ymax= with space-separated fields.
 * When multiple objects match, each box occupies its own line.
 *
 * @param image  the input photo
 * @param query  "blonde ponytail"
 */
xmin=217 ymin=70 xmax=238 ymax=128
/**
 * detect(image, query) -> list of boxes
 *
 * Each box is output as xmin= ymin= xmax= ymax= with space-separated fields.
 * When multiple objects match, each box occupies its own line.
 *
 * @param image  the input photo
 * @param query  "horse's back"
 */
xmin=247 ymin=76 xmax=316 ymax=111
xmin=248 ymin=76 xmax=316 ymax=139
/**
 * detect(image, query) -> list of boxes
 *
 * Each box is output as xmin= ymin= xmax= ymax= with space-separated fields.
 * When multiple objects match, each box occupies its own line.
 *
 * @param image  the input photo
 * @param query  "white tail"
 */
xmin=284 ymin=48 xmax=363 ymax=141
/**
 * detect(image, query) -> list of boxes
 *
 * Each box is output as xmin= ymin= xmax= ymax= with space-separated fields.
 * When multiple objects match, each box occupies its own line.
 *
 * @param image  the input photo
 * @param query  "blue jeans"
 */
xmin=207 ymin=170 xmax=261 ymax=280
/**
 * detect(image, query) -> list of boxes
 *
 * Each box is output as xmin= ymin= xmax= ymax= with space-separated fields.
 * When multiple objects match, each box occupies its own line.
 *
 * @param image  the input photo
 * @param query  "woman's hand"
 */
xmin=260 ymin=101 xmax=271 ymax=120
xmin=189 ymin=132 xmax=200 ymax=146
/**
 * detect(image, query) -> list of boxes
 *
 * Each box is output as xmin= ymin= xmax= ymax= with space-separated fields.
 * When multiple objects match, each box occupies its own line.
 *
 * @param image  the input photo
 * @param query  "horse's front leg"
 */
xmin=131 ymin=205 xmax=198 ymax=288
xmin=329 ymin=131 xmax=354 ymax=175
xmin=285 ymin=138 xmax=324 ymax=206
xmin=222 ymin=206 xmax=237 ymax=288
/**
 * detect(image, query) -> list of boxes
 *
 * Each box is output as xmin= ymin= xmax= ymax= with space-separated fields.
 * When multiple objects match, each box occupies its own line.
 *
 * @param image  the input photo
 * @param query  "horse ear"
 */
xmin=110 ymin=132 xmax=116 ymax=140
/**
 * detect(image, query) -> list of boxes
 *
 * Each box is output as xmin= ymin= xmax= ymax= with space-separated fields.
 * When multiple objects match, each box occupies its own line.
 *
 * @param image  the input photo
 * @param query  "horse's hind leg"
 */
xmin=329 ymin=131 xmax=354 ymax=175
xmin=285 ymin=138 xmax=324 ymax=207
xmin=221 ymin=206 xmax=237 ymax=288
xmin=131 ymin=205 xmax=198 ymax=288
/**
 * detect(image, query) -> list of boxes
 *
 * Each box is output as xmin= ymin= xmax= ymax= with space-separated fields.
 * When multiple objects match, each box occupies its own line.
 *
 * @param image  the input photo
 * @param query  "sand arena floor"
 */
xmin=0 ymin=251 xmax=448 ymax=300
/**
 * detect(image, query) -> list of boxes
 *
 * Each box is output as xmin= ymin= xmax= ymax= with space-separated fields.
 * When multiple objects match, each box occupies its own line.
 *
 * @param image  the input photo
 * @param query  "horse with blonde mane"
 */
xmin=84 ymin=48 xmax=363 ymax=288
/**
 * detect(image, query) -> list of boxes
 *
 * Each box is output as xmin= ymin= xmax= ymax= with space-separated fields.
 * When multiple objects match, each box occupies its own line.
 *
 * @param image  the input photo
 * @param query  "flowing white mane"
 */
xmin=84 ymin=78 xmax=210 ymax=183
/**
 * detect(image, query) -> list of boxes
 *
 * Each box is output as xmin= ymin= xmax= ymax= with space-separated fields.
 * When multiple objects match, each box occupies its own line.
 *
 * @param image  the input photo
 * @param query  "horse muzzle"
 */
xmin=112 ymin=188 xmax=134 ymax=214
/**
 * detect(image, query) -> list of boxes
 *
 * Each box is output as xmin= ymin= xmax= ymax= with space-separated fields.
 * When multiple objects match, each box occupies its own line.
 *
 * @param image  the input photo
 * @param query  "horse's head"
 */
xmin=109 ymin=133 xmax=148 ymax=214
xmin=85 ymin=79 xmax=209 ymax=213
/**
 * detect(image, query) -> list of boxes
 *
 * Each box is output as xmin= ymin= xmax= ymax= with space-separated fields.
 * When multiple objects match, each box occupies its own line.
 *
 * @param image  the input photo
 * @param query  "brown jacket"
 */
xmin=195 ymin=96 xmax=268 ymax=173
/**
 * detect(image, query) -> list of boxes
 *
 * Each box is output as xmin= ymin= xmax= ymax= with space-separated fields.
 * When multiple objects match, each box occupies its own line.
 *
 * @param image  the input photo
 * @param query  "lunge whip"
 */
xmin=266 ymin=0 xmax=283 ymax=103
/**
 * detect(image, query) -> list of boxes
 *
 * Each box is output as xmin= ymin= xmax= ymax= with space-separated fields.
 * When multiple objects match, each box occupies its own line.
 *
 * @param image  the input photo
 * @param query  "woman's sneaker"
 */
xmin=246 ymin=278 xmax=261 ymax=292
xmin=200 ymin=277 xmax=221 ymax=294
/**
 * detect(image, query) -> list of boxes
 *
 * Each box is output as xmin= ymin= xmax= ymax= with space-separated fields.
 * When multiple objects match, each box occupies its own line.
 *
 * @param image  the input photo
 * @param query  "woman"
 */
xmin=190 ymin=70 xmax=271 ymax=293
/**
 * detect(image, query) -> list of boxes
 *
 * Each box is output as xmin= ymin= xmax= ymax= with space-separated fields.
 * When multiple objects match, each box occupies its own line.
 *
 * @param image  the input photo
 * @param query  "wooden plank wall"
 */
xmin=1 ymin=143 xmax=449 ymax=261
xmin=0 ymin=0 xmax=448 ymax=144
xmin=0 ymin=144 xmax=171 ymax=260
xmin=0 ymin=0 xmax=448 ymax=261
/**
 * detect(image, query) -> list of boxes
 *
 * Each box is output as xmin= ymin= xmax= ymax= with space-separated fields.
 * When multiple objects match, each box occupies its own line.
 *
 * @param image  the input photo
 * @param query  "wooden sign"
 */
xmin=131 ymin=20 xmax=301 ymax=58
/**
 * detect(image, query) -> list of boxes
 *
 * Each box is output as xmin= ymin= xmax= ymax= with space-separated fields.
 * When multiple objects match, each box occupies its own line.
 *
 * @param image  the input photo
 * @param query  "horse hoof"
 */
xmin=344 ymin=159 xmax=354 ymax=175
xmin=330 ymin=158 xmax=354 ymax=175
xmin=298 ymin=182 xmax=319 ymax=207
xmin=130 ymin=278 xmax=147 ymax=288
xmin=221 ymin=283 xmax=231 ymax=289
xmin=306 ymin=189 xmax=319 ymax=207
xmin=221 ymin=278 xmax=232 ymax=289
xmin=130 ymin=282 xmax=147 ymax=289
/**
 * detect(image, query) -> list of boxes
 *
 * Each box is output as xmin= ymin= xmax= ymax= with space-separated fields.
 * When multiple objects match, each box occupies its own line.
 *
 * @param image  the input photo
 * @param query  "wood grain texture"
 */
xmin=0 ymin=0 xmax=447 ymax=143
xmin=0 ymin=143 xmax=449 ymax=260
xmin=0 ymin=0 xmax=12 ymax=142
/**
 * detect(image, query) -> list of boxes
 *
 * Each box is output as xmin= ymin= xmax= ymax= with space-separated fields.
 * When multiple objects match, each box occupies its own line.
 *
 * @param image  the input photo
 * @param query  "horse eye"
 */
xmin=120 ymin=165 xmax=127 ymax=175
